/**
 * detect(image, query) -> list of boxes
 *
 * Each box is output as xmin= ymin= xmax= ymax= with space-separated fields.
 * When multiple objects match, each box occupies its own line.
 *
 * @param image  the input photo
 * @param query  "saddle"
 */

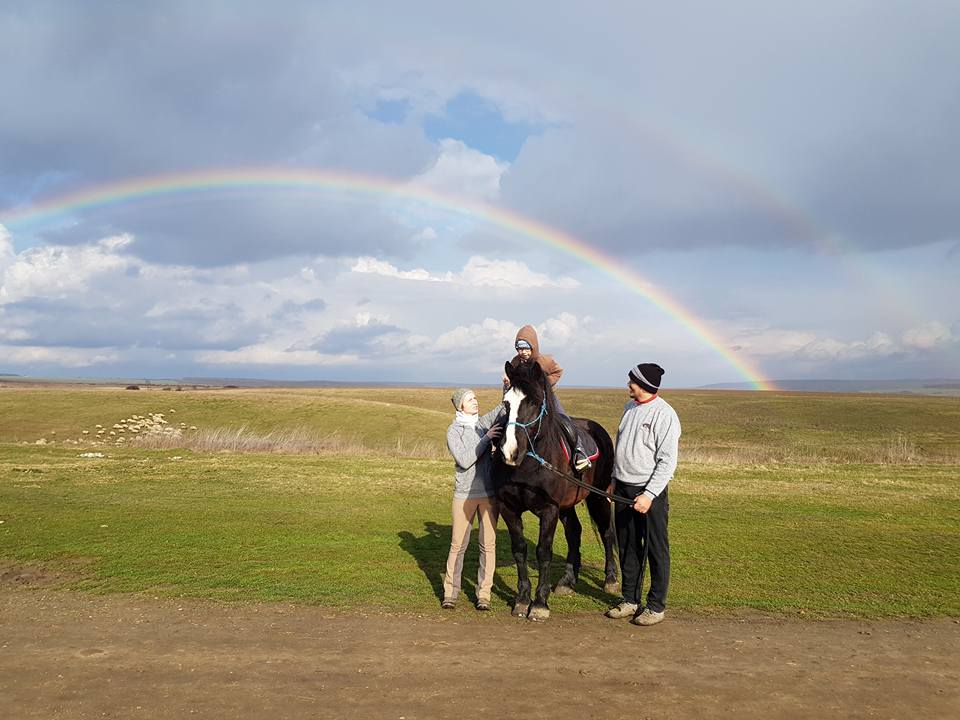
xmin=558 ymin=417 xmax=600 ymax=469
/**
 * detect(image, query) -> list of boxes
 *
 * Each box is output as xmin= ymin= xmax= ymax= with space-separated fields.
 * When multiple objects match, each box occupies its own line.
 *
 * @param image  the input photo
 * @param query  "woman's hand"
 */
xmin=485 ymin=425 xmax=503 ymax=441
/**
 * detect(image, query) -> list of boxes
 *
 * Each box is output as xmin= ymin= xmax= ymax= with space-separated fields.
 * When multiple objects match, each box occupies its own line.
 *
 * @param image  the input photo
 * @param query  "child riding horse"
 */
xmin=493 ymin=359 xmax=619 ymax=621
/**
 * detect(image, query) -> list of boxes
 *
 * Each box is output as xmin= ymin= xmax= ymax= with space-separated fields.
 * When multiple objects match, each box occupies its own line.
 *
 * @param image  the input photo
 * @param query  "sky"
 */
xmin=0 ymin=1 xmax=958 ymax=389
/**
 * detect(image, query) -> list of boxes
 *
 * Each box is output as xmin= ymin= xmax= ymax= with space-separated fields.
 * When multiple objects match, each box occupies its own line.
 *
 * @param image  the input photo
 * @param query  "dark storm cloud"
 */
xmin=309 ymin=321 xmax=408 ymax=354
xmin=0 ymin=1 xmax=435 ymax=262
xmin=1 ymin=298 xmax=266 ymax=351
xmin=41 ymin=193 xmax=414 ymax=266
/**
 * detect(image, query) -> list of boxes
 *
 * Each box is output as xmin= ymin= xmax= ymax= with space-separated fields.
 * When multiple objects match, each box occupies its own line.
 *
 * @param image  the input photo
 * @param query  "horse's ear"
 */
xmin=504 ymin=361 xmax=515 ymax=383
xmin=528 ymin=360 xmax=544 ymax=380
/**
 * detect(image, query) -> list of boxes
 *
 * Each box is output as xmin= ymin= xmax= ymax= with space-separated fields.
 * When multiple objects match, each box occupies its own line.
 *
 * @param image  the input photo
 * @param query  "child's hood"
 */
xmin=515 ymin=324 xmax=540 ymax=356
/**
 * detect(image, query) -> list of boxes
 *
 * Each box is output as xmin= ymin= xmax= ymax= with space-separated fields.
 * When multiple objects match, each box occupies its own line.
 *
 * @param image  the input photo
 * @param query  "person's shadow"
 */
xmin=398 ymin=522 xmax=516 ymax=605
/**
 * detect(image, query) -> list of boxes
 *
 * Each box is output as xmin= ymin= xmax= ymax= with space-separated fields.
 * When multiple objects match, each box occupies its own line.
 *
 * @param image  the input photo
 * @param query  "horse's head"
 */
xmin=500 ymin=360 xmax=549 ymax=466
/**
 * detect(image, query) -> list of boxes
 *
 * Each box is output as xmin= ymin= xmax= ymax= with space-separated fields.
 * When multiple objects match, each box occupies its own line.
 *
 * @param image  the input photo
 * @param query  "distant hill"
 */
xmin=701 ymin=379 xmax=960 ymax=396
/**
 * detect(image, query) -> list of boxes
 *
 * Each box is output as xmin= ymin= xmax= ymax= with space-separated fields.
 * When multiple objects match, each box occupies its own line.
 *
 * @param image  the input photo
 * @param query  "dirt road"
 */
xmin=2 ymin=576 xmax=958 ymax=719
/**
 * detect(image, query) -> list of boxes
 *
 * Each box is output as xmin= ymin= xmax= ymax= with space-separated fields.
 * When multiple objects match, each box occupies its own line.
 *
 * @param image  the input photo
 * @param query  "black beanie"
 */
xmin=628 ymin=363 xmax=664 ymax=394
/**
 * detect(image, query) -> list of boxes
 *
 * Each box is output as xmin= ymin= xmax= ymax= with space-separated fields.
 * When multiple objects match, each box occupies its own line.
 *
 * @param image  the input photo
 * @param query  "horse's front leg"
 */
xmin=498 ymin=501 xmax=531 ymax=617
xmin=528 ymin=504 xmax=560 ymax=622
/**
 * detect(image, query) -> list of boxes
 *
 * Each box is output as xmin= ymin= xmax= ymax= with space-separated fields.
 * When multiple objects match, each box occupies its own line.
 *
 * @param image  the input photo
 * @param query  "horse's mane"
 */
xmin=511 ymin=360 xmax=565 ymax=457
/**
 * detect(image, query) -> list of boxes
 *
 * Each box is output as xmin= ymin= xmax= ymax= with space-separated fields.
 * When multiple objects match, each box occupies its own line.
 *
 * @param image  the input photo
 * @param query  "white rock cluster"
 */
xmin=29 ymin=411 xmax=194 ymax=447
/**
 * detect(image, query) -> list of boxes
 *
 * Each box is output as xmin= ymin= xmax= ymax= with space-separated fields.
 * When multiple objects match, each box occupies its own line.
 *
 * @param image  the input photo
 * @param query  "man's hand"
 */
xmin=633 ymin=494 xmax=653 ymax=513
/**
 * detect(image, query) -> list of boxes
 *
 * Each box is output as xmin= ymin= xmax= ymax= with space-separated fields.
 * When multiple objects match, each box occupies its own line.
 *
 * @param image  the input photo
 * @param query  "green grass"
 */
xmin=1 ymin=385 xmax=959 ymax=617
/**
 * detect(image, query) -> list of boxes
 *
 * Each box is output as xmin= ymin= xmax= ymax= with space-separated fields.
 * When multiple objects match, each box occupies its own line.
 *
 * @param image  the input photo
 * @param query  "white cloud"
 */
xmin=902 ymin=321 xmax=953 ymax=350
xmin=0 ymin=345 xmax=119 ymax=367
xmin=409 ymin=138 xmax=508 ymax=201
xmin=351 ymin=254 xmax=578 ymax=289
xmin=796 ymin=332 xmax=899 ymax=361
xmin=0 ymin=224 xmax=14 ymax=276
xmin=434 ymin=318 xmax=518 ymax=354
xmin=0 ymin=234 xmax=134 ymax=303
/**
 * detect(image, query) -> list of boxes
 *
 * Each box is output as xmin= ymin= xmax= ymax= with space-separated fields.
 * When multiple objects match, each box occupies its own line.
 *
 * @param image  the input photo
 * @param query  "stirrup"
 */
xmin=574 ymin=450 xmax=592 ymax=472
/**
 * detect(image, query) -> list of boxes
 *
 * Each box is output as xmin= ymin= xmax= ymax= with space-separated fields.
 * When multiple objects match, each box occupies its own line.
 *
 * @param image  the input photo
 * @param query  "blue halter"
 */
xmin=505 ymin=397 xmax=549 ymax=465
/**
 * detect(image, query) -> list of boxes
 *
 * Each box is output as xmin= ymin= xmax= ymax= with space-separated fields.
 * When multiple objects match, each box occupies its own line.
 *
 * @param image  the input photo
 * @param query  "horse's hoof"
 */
xmin=512 ymin=603 xmax=530 ymax=618
xmin=552 ymin=583 xmax=575 ymax=596
xmin=528 ymin=606 xmax=551 ymax=622
xmin=603 ymin=581 xmax=621 ymax=595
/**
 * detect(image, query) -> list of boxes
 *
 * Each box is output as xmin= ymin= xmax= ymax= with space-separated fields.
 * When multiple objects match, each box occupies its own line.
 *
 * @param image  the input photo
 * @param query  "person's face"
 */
xmin=628 ymin=381 xmax=646 ymax=401
xmin=460 ymin=392 xmax=479 ymax=415
xmin=517 ymin=347 xmax=533 ymax=361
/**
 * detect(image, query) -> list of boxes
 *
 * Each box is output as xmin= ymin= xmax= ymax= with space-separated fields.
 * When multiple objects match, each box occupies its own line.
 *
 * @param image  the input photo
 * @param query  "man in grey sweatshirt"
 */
xmin=605 ymin=363 xmax=681 ymax=626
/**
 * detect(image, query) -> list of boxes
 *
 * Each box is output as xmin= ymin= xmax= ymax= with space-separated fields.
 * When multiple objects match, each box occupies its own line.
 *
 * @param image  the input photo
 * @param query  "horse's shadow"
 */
xmin=398 ymin=522 xmax=617 ymax=606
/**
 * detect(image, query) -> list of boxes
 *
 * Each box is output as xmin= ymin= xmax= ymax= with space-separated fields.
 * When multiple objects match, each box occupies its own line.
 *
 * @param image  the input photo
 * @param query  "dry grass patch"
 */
xmin=131 ymin=425 xmax=445 ymax=459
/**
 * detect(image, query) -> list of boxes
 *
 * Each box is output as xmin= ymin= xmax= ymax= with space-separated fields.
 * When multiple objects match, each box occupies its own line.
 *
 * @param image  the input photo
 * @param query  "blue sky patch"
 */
xmin=366 ymin=98 xmax=411 ymax=125
xmin=423 ymin=91 xmax=542 ymax=162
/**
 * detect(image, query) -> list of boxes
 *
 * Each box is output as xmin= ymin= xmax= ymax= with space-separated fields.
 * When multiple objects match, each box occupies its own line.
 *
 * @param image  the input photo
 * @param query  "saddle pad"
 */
xmin=560 ymin=426 xmax=600 ymax=465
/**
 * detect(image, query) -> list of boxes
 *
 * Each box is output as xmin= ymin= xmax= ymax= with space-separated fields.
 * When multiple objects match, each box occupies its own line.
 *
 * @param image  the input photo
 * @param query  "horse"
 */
xmin=493 ymin=359 xmax=619 ymax=621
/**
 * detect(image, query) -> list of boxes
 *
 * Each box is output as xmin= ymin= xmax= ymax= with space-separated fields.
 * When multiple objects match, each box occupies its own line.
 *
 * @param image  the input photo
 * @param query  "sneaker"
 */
xmin=441 ymin=598 xmax=456 ymax=609
xmin=630 ymin=608 xmax=665 ymax=626
xmin=475 ymin=599 xmax=491 ymax=611
xmin=604 ymin=601 xmax=638 ymax=619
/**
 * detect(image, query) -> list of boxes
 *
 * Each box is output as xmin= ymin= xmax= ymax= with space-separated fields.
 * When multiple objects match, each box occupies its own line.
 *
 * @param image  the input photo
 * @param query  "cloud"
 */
xmin=0 ymin=234 xmax=134 ymax=302
xmin=0 ymin=345 xmax=119 ymax=368
xmin=0 ymin=231 xmax=324 ymax=355
xmin=309 ymin=313 xmax=409 ymax=354
xmin=730 ymin=322 xmax=957 ymax=363
xmin=902 ymin=321 xmax=954 ymax=350
xmin=408 ymin=138 xmax=508 ymax=201
xmin=351 ymin=255 xmax=578 ymax=288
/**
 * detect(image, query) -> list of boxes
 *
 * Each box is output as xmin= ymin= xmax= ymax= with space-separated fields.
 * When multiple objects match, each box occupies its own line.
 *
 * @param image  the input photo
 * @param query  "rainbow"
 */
xmin=0 ymin=168 xmax=777 ymax=390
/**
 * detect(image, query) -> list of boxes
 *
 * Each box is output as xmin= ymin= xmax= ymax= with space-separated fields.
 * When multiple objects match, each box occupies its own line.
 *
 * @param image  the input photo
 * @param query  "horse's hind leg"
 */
xmin=529 ymin=504 xmax=560 ymax=622
xmin=499 ymin=502 xmax=531 ymax=618
xmin=553 ymin=507 xmax=582 ymax=596
xmin=586 ymin=493 xmax=620 ymax=595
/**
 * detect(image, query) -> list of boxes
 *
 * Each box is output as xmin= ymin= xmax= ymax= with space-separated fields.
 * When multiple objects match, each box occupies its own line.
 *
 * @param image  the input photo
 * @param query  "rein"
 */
xmin=505 ymin=393 xmax=635 ymax=507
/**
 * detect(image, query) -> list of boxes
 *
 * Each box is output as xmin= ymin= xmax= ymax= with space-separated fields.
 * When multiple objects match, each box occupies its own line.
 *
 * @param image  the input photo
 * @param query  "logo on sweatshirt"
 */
xmin=642 ymin=423 xmax=652 ymax=430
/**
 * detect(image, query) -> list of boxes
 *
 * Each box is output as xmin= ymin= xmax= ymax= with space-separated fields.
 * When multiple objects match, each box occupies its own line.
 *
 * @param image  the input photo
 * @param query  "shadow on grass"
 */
xmin=397 ymin=522 xmax=450 ymax=603
xmin=398 ymin=522 xmax=616 ymax=608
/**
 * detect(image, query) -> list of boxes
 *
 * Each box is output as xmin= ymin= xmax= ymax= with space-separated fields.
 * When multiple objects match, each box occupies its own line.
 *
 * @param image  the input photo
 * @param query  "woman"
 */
xmin=442 ymin=387 xmax=503 ymax=611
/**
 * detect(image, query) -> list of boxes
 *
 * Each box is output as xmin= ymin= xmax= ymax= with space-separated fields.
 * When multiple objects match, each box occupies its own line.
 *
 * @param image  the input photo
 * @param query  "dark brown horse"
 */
xmin=493 ymin=359 xmax=619 ymax=621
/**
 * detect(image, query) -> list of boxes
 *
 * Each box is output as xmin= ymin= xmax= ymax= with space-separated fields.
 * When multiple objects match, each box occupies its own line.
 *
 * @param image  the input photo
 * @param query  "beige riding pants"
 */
xmin=442 ymin=496 xmax=498 ymax=603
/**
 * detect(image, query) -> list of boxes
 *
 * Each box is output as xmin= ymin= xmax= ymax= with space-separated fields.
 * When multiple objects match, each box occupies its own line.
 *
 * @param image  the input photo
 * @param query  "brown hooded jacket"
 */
xmin=509 ymin=324 xmax=563 ymax=387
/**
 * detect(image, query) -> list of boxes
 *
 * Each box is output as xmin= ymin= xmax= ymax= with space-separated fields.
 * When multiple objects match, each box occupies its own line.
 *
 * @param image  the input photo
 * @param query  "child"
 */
xmin=504 ymin=324 xmax=591 ymax=471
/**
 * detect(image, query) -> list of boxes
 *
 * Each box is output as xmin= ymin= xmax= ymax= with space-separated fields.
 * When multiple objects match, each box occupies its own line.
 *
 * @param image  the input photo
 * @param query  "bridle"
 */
xmin=503 ymin=386 xmax=635 ymax=507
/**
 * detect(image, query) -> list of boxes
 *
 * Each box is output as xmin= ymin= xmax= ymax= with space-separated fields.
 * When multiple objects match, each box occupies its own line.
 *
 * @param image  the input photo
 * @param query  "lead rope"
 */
xmin=507 ymin=396 xmax=635 ymax=507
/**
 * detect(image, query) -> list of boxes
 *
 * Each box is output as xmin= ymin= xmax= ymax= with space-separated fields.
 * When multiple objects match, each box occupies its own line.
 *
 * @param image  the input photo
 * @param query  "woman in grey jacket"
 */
xmin=442 ymin=388 xmax=504 ymax=611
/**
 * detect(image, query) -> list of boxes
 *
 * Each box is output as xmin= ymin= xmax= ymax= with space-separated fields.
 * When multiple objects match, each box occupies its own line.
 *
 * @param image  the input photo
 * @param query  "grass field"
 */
xmin=1 ymin=383 xmax=958 ymax=617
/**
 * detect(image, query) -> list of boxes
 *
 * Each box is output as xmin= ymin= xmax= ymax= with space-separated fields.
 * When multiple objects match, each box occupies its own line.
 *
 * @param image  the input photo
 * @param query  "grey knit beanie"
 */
xmin=451 ymin=387 xmax=474 ymax=410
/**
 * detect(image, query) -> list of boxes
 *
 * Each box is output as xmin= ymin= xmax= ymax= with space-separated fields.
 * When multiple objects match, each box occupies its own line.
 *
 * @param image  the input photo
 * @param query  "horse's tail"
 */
xmin=583 ymin=419 xmax=621 ymax=592
xmin=582 ymin=418 xmax=616 ymax=544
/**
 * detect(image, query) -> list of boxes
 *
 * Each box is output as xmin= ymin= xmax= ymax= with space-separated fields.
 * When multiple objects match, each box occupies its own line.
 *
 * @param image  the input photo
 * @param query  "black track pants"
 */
xmin=615 ymin=482 xmax=670 ymax=612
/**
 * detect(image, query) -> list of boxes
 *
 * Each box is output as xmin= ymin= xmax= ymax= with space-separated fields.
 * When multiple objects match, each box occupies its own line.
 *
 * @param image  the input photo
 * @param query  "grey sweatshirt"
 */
xmin=446 ymin=403 xmax=505 ymax=499
xmin=612 ymin=396 xmax=681 ymax=499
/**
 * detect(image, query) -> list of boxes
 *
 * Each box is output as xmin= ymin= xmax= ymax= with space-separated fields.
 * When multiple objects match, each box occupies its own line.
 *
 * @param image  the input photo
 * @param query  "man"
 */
xmin=605 ymin=363 xmax=681 ymax=626
xmin=504 ymin=325 xmax=591 ymax=471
